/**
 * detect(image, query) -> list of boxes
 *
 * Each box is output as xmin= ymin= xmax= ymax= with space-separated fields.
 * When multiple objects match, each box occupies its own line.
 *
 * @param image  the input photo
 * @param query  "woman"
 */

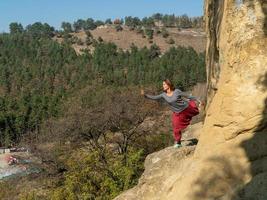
xmin=141 ymin=79 xmax=201 ymax=148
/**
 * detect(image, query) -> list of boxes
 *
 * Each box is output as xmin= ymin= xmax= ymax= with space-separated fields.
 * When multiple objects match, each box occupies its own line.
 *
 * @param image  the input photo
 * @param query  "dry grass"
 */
xmin=54 ymin=26 xmax=206 ymax=54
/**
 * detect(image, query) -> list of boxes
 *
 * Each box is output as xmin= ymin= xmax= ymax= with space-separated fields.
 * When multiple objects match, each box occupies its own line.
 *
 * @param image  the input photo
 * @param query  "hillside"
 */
xmin=54 ymin=26 xmax=206 ymax=54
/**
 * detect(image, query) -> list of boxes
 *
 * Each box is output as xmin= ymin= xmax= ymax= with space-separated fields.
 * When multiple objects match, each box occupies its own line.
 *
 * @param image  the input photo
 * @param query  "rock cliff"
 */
xmin=114 ymin=0 xmax=267 ymax=199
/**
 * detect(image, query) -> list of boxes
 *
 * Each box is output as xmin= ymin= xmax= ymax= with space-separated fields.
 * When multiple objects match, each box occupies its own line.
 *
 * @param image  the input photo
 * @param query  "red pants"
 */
xmin=172 ymin=100 xmax=199 ymax=142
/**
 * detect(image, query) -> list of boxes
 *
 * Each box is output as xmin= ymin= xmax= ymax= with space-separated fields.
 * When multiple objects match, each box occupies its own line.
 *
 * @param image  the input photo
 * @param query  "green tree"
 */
xmin=115 ymin=25 xmax=123 ymax=32
xmin=145 ymin=28 xmax=154 ymax=39
xmin=125 ymin=16 xmax=141 ymax=28
xmin=61 ymin=22 xmax=72 ymax=33
xmin=84 ymin=18 xmax=97 ymax=30
xmin=105 ymin=18 xmax=113 ymax=24
xmin=26 ymin=22 xmax=55 ymax=38
xmin=180 ymin=14 xmax=192 ymax=28
xmin=9 ymin=22 xmax=24 ymax=34
xmin=73 ymin=19 xmax=85 ymax=32
xmin=149 ymin=44 xmax=161 ymax=59
xmin=152 ymin=13 xmax=163 ymax=21
xmin=95 ymin=20 xmax=105 ymax=27
xmin=142 ymin=17 xmax=155 ymax=27
xmin=52 ymin=148 xmax=144 ymax=200
xmin=161 ymin=28 xmax=169 ymax=38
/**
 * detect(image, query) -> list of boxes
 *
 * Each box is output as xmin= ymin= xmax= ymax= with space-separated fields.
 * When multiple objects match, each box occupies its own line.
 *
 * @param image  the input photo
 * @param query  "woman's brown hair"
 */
xmin=163 ymin=79 xmax=175 ymax=91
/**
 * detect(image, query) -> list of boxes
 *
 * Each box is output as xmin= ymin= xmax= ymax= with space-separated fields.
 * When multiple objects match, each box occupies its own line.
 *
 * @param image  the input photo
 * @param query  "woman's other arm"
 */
xmin=179 ymin=91 xmax=201 ymax=104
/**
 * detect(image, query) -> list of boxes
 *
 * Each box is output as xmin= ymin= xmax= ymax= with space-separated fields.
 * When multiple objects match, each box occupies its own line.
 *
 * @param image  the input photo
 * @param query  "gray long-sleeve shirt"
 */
xmin=144 ymin=88 xmax=199 ymax=113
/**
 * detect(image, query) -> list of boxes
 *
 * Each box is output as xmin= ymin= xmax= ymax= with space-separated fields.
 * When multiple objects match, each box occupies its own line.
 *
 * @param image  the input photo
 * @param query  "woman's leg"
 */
xmin=172 ymin=112 xmax=182 ymax=144
xmin=188 ymin=100 xmax=199 ymax=117
xmin=172 ymin=105 xmax=196 ymax=144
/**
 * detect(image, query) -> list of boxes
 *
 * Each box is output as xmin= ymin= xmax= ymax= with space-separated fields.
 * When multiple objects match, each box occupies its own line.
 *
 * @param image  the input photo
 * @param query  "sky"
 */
xmin=0 ymin=0 xmax=204 ymax=32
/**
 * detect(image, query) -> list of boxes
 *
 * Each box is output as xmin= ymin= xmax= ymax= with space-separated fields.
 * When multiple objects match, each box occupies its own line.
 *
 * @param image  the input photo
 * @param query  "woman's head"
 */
xmin=163 ymin=79 xmax=175 ymax=92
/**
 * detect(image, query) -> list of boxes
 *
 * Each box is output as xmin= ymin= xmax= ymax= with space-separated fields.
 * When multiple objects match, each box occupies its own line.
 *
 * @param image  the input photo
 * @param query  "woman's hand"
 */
xmin=140 ymin=88 xmax=145 ymax=96
xmin=196 ymin=99 xmax=204 ymax=111
xmin=140 ymin=88 xmax=148 ymax=98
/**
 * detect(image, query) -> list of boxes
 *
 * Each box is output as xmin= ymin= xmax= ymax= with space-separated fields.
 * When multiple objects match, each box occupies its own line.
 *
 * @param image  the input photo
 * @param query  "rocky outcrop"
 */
xmin=114 ymin=123 xmax=203 ymax=200
xmin=114 ymin=0 xmax=267 ymax=199
xmin=113 ymin=147 xmax=195 ymax=200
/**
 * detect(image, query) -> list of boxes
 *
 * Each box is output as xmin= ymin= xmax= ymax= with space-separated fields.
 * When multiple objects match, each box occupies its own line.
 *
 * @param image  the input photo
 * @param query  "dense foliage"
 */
xmin=58 ymin=13 xmax=203 ymax=33
xmin=0 ymin=29 xmax=205 ymax=147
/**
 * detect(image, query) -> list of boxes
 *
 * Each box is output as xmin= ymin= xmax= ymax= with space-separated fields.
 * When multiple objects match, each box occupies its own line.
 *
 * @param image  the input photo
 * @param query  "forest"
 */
xmin=60 ymin=13 xmax=203 ymax=33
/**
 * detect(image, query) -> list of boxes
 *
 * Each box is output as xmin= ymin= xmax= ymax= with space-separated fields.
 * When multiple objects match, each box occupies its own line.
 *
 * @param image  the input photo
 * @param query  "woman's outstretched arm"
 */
xmin=140 ymin=89 xmax=163 ymax=100
xmin=144 ymin=93 xmax=163 ymax=100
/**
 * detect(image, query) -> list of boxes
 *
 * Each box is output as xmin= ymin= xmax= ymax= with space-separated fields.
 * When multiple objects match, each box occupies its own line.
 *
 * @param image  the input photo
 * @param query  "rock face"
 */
xmin=114 ymin=1 xmax=267 ymax=199
xmin=114 ymin=123 xmax=203 ymax=200
xmin=113 ymin=147 xmax=196 ymax=200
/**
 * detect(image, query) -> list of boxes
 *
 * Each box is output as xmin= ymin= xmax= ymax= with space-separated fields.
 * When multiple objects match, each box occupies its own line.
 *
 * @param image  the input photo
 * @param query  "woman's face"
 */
xmin=163 ymin=81 xmax=169 ymax=91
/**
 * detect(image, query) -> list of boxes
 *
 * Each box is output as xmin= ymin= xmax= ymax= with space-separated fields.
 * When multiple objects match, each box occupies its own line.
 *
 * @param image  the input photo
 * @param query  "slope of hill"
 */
xmin=54 ymin=26 xmax=206 ymax=54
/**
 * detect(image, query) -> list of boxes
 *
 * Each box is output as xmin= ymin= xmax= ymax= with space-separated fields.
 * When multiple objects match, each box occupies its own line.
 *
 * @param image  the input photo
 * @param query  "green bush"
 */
xmin=115 ymin=25 xmax=123 ymax=32
xmin=51 ymin=148 xmax=144 ymax=200
xmin=161 ymin=28 xmax=169 ymax=38
xmin=145 ymin=28 xmax=154 ymax=39
xmin=166 ymin=38 xmax=175 ymax=44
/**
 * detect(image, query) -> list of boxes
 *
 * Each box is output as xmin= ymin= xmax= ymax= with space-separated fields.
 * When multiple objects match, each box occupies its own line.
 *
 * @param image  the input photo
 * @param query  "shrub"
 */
xmin=98 ymin=36 xmax=104 ymax=42
xmin=77 ymin=38 xmax=84 ymax=45
xmin=145 ymin=28 xmax=154 ymax=40
xmin=166 ymin=38 xmax=175 ymax=44
xmin=115 ymin=25 xmax=123 ymax=32
xmin=161 ymin=28 xmax=169 ymax=38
